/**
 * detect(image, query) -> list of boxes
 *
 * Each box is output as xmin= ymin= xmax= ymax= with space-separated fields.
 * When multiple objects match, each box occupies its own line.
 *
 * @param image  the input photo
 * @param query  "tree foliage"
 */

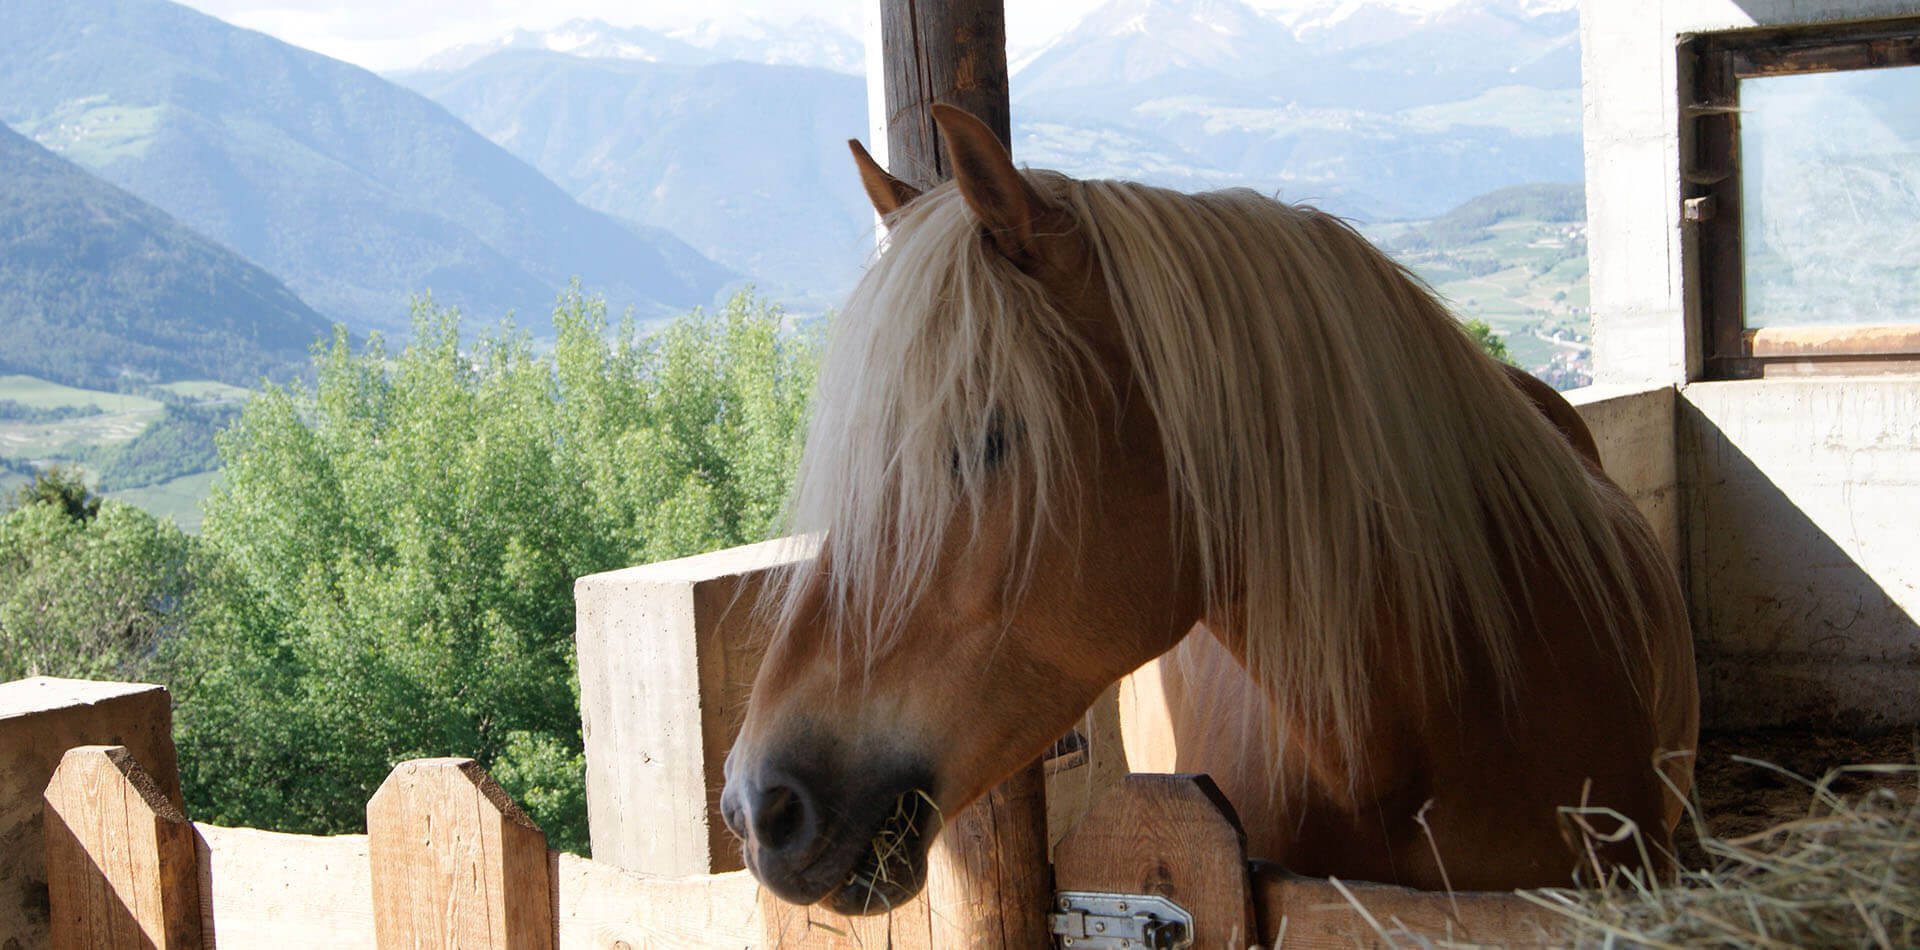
xmin=165 ymin=289 xmax=814 ymax=851
xmin=1463 ymin=317 xmax=1515 ymax=366
xmin=11 ymin=465 xmax=101 ymax=521
xmin=0 ymin=495 xmax=193 ymax=682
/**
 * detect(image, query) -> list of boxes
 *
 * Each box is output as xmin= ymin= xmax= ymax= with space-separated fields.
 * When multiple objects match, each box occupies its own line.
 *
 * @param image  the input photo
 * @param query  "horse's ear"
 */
xmin=931 ymin=104 xmax=1042 ymax=262
xmin=849 ymin=139 xmax=922 ymax=217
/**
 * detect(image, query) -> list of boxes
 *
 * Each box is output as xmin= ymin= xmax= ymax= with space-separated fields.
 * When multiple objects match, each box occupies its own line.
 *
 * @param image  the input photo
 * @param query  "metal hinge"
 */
xmin=1049 ymin=891 xmax=1194 ymax=949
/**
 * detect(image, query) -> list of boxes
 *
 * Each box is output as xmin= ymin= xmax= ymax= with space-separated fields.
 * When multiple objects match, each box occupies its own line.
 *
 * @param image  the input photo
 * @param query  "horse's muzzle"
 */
xmin=722 ymin=751 xmax=938 ymax=915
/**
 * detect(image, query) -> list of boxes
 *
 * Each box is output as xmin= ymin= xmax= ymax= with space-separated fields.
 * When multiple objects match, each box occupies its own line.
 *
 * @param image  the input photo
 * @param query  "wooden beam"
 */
xmin=866 ymin=5 xmax=1054 ymax=943
xmin=926 ymin=760 xmax=1052 ymax=947
xmin=194 ymin=825 xmax=376 ymax=947
xmin=874 ymin=0 xmax=1012 ymax=189
xmin=574 ymin=537 xmax=815 ymax=877
xmin=1251 ymin=865 xmax=1564 ymax=947
xmin=42 ymin=745 xmax=203 ymax=950
xmin=3 ymin=678 xmax=183 ymax=948
xmin=366 ymin=758 xmax=554 ymax=949
xmin=194 ymin=824 xmax=776 ymax=949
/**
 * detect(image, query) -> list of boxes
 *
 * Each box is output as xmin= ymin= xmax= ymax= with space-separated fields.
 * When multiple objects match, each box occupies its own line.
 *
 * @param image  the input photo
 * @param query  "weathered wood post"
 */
xmin=41 ymin=745 xmax=203 ymax=950
xmin=867 ymin=1 xmax=1054 ymax=946
xmin=2 ymin=678 xmax=184 ymax=947
xmin=366 ymin=758 xmax=554 ymax=949
xmin=869 ymin=0 xmax=1012 ymax=187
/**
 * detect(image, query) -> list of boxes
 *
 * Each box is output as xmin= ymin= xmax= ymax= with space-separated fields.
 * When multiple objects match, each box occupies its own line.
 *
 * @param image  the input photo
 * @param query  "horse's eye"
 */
xmin=949 ymin=418 xmax=1013 ymax=476
xmin=981 ymin=425 xmax=1008 ymax=469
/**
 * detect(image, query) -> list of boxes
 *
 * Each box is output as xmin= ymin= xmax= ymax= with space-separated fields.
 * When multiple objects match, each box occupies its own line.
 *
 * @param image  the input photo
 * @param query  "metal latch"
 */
xmin=1049 ymin=891 xmax=1194 ymax=949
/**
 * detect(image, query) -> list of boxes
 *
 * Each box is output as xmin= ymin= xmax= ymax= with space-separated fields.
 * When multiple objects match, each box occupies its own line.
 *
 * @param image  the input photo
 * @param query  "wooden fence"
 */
xmin=9 ymin=466 xmax=1667 ymax=950
xmin=7 ymin=685 xmax=1566 ymax=948
xmin=28 ymin=743 xmax=1564 ymax=949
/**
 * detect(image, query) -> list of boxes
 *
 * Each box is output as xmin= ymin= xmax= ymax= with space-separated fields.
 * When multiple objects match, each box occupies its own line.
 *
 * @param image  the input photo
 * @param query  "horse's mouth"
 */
xmin=820 ymin=788 xmax=941 ymax=916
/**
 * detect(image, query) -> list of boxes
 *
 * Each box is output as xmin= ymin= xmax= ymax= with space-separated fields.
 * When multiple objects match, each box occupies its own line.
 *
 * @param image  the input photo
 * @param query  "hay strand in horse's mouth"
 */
xmin=842 ymin=787 xmax=943 ymax=913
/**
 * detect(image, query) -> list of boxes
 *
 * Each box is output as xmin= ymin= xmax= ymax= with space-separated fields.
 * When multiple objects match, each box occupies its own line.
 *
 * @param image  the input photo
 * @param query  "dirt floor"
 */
xmin=1678 ymin=728 xmax=1919 ymax=867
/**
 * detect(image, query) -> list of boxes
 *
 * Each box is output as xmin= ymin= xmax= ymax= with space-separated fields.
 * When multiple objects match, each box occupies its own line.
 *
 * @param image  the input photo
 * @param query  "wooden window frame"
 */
xmin=1684 ymin=19 xmax=1920 ymax=379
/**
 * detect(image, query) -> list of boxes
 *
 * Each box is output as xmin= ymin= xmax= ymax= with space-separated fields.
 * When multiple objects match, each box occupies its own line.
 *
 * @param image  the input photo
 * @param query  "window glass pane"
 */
xmin=1740 ymin=64 xmax=1920 ymax=328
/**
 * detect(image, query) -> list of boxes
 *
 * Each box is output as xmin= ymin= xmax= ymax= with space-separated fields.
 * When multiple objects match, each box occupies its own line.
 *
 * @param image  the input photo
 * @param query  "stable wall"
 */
xmin=1680 ymin=380 xmax=1920 ymax=729
xmin=1579 ymin=0 xmax=1920 ymax=729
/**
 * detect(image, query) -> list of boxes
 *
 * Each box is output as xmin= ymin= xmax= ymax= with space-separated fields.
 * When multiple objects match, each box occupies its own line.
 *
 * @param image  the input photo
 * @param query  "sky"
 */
xmin=173 ymin=0 xmax=1471 ymax=73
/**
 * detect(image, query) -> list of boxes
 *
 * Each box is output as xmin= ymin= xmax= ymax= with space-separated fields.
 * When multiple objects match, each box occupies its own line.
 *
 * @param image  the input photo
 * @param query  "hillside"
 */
xmin=0 ymin=123 xmax=330 ymax=390
xmin=1369 ymin=183 xmax=1591 ymax=388
xmin=0 ymin=0 xmax=736 ymax=335
xmin=403 ymin=52 xmax=870 ymax=309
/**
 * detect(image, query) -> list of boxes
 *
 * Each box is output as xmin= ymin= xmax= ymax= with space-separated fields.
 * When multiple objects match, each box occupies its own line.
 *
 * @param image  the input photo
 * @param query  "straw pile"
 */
xmin=1529 ymin=760 xmax=1920 ymax=948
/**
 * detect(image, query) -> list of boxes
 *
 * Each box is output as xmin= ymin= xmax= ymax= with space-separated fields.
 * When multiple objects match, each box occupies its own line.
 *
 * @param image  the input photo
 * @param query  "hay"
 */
xmin=1528 ymin=759 xmax=1920 ymax=948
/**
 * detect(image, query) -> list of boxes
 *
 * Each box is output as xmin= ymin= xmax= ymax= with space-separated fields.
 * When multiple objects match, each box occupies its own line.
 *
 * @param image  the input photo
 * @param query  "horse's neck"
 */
xmin=1193 ymin=613 xmax=1423 ymax=806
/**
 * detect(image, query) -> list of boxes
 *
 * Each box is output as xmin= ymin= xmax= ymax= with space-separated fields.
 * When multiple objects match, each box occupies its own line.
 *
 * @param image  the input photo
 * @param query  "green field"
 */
xmin=0 ymin=374 xmax=165 ymax=412
xmin=107 ymin=470 xmax=218 ymax=532
xmin=1367 ymin=208 xmax=1593 ymax=388
xmin=0 ymin=375 xmax=245 ymax=530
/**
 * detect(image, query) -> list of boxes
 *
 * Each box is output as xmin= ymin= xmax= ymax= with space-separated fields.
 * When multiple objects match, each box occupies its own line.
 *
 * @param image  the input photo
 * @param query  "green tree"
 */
xmin=167 ymin=288 xmax=815 ymax=852
xmin=11 ymin=466 xmax=102 ymax=521
xmin=1463 ymin=318 xmax=1516 ymax=366
xmin=0 ymin=498 xmax=194 ymax=681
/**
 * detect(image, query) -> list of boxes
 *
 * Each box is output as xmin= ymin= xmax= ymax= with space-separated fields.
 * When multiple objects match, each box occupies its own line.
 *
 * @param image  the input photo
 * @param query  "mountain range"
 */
xmin=0 ymin=121 xmax=329 ymax=389
xmin=401 ymin=54 xmax=871 ymax=308
xmin=400 ymin=0 xmax=1583 ymax=307
xmin=1 ymin=0 xmax=1587 ymax=372
xmin=0 ymin=0 xmax=736 ymax=336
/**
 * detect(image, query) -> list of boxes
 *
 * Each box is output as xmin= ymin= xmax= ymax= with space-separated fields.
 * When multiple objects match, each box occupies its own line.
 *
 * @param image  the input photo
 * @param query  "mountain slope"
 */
xmin=0 ymin=0 xmax=735 ymax=334
xmin=405 ymin=52 xmax=871 ymax=308
xmin=0 ymin=122 xmax=330 ymax=389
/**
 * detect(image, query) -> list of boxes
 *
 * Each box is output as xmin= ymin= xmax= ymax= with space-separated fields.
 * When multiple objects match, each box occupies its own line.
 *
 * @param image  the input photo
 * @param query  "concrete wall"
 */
xmin=1680 ymin=381 xmax=1920 ymax=729
xmin=1581 ymin=0 xmax=1920 ymax=729
xmin=1568 ymin=385 xmax=1681 ymax=565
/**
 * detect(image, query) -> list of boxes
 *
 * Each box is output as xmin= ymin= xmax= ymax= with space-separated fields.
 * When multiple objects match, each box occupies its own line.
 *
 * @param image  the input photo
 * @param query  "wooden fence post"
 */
xmin=869 ymin=4 xmax=1054 ymax=944
xmin=366 ymin=758 xmax=553 ymax=949
xmin=41 ymin=745 xmax=203 ymax=950
xmin=4 ymin=678 xmax=184 ymax=948
xmin=872 ymin=0 xmax=1012 ymax=188
xmin=1053 ymin=773 xmax=1257 ymax=949
xmin=926 ymin=760 xmax=1053 ymax=947
xmin=574 ymin=537 xmax=815 ymax=877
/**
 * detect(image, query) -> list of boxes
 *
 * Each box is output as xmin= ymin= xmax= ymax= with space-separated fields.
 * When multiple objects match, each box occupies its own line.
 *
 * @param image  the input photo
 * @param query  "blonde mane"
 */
xmin=781 ymin=170 xmax=1648 ymax=758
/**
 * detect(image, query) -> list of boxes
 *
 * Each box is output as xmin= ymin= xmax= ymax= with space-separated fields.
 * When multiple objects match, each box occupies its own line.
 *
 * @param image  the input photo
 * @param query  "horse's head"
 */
xmin=719 ymin=106 xmax=1202 ymax=915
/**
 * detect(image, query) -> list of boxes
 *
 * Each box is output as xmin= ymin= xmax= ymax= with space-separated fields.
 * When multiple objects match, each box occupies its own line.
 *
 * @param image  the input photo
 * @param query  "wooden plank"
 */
xmin=1052 ymin=773 xmax=1257 ymax=949
xmin=552 ymin=859 xmax=763 ymax=950
xmin=925 ymin=761 xmax=1051 ymax=947
xmin=366 ymin=758 xmax=553 ymax=950
xmin=1 ymin=678 xmax=181 ymax=947
xmin=193 ymin=826 xmax=773 ymax=950
xmin=1251 ymin=864 xmax=1563 ymax=948
xmin=573 ymin=538 xmax=816 ymax=877
xmin=42 ymin=745 xmax=202 ymax=950
xmin=758 ymin=887 xmax=932 ymax=949
xmin=875 ymin=0 xmax=1012 ymax=189
xmin=195 ymin=825 xmax=375 ymax=948
xmin=1747 ymin=324 xmax=1920 ymax=358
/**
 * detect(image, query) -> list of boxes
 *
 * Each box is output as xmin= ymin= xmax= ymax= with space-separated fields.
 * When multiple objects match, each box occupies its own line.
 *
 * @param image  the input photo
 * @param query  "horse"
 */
xmin=719 ymin=104 xmax=1698 ymax=917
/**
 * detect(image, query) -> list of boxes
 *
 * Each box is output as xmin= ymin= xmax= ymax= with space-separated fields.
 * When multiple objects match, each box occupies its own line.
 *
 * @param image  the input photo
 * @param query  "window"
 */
xmin=1686 ymin=21 xmax=1920 ymax=378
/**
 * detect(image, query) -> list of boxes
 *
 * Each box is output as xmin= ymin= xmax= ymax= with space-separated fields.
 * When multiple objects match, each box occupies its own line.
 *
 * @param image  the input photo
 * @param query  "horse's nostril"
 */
xmin=721 ymin=789 xmax=746 ymax=840
xmin=754 ymin=783 xmax=811 ymax=853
